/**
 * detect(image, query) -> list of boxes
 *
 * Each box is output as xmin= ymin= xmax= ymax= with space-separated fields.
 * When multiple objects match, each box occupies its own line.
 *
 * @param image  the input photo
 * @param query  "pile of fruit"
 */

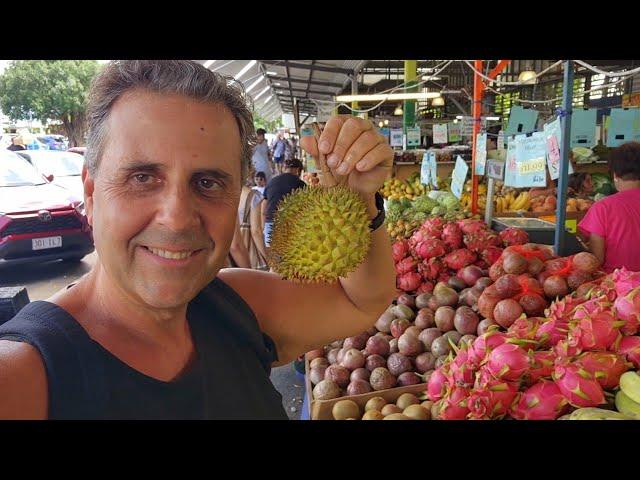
xmin=330 ymin=392 xmax=433 ymax=420
xmin=380 ymin=173 xmax=427 ymax=201
xmin=426 ymin=266 xmax=640 ymax=420
xmin=460 ymin=181 xmax=487 ymax=211
xmin=393 ymin=217 xmax=529 ymax=295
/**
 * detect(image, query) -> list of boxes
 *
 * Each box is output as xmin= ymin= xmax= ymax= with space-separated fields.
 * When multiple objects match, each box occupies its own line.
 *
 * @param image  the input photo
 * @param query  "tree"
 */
xmin=0 ymin=60 xmax=101 ymax=147
xmin=253 ymin=110 xmax=283 ymax=133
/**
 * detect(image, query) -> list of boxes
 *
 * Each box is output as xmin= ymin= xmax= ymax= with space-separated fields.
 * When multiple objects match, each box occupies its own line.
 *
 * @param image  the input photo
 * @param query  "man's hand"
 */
xmin=299 ymin=116 xmax=393 ymax=197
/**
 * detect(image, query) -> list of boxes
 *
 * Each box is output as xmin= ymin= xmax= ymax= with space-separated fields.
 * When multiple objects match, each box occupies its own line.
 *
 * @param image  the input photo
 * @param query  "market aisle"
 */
xmin=269 ymin=363 xmax=304 ymax=420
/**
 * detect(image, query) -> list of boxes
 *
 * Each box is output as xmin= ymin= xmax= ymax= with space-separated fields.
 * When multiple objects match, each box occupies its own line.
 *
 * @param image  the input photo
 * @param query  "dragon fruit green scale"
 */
xmin=268 ymin=185 xmax=371 ymax=283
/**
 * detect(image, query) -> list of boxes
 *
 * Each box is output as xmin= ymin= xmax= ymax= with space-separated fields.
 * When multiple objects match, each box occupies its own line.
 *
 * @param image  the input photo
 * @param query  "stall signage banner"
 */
xmin=497 ymin=130 xmax=506 ymax=150
xmin=606 ymin=108 xmax=639 ymax=147
xmin=421 ymin=151 xmax=437 ymax=186
xmin=433 ymin=123 xmax=448 ymax=144
xmin=475 ymin=132 xmax=487 ymax=175
xmin=514 ymin=132 xmax=547 ymax=188
xmin=505 ymin=106 xmax=539 ymax=137
xmin=390 ymin=129 xmax=404 ymax=147
xmin=461 ymin=116 xmax=488 ymax=136
xmin=486 ymin=159 xmax=505 ymax=180
xmin=450 ymin=155 xmax=469 ymax=199
xmin=570 ymin=108 xmax=597 ymax=148
xmin=448 ymin=123 xmax=462 ymax=142
xmin=504 ymin=136 xmax=518 ymax=187
xmin=407 ymin=127 xmax=421 ymax=147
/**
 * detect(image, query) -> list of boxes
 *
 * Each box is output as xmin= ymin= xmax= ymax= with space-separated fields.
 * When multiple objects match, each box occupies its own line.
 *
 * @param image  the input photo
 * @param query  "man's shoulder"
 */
xmin=0 ymin=340 xmax=48 ymax=418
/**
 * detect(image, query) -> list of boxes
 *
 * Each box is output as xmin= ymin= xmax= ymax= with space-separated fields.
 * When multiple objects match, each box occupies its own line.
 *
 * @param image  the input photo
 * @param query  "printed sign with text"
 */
xmin=450 ymin=155 xmax=469 ymax=199
xmin=514 ymin=132 xmax=547 ymax=188
xmin=433 ymin=124 xmax=448 ymax=144
xmin=390 ymin=129 xmax=403 ymax=147
xmin=475 ymin=132 xmax=487 ymax=175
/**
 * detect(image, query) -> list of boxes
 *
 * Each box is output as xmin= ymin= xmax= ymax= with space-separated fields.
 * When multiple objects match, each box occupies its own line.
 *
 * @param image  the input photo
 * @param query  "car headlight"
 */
xmin=74 ymin=201 xmax=85 ymax=215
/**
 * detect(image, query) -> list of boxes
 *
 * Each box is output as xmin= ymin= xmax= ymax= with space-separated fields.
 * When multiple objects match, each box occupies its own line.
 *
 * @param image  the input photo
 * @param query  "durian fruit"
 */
xmin=268 ymin=184 xmax=371 ymax=283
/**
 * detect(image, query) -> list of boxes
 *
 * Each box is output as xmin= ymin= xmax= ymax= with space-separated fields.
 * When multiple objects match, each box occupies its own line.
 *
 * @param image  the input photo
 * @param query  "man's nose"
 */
xmin=156 ymin=185 xmax=201 ymax=232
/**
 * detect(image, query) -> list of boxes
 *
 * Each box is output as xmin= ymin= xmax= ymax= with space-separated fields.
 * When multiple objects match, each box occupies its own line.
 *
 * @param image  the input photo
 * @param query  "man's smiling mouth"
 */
xmin=141 ymin=246 xmax=203 ymax=260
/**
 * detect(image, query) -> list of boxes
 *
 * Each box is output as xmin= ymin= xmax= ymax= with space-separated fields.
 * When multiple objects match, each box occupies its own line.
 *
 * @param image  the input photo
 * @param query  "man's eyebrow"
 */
xmin=118 ymin=161 xmax=164 ymax=174
xmin=193 ymin=169 xmax=233 ymax=182
xmin=118 ymin=162 xmax=233 ymax=182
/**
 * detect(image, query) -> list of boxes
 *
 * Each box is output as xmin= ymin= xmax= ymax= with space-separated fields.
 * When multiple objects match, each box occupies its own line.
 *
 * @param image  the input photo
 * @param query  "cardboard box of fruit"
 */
xmin=304 ymin=362 xmax=428 ymax=420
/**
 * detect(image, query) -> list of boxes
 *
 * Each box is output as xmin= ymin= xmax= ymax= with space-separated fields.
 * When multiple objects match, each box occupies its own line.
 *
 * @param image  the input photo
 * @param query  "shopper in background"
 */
xmin=578 ymin=141 xmax=640 ymax=272
xmin=271 ymin=132 xmax=287 ymax=175
xmin=0 ymin=61 xmax=395 ymax=419
xmin=238 ymin=176 xmax=268 ymax=271
xmin=7 ymin=135 xmax=26 ymax=151
xmin=262 ymin=158 xmax=305 ymax=248
xmin=568 ymin=172 xmax=594 ymax=198
xmin=253 ymin=171 xmax=266 ymax=196
xmin=251 ymin=128 xmax=273 ymax=182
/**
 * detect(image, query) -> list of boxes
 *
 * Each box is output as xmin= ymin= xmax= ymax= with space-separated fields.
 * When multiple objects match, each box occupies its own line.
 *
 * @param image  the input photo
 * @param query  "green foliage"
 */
xmin=253 ymin=111 xmax=283 ymax=133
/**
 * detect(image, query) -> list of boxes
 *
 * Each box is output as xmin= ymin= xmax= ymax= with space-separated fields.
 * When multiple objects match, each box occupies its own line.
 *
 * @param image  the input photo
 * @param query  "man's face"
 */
xmin=257 ymin=133 xmax=265 ymax=143
xmin=84 ymin=89 xmax=242 ymax=310
xmin=255 ymin=176 xmax=266 ymax=188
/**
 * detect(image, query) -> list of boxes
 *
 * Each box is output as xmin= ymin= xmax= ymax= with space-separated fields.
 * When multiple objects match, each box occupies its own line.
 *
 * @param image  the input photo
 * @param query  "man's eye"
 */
xmin=133 ymin=173 xmax=152 ymax=183
xmin=198 ymin=178 xmax=218 ymax=190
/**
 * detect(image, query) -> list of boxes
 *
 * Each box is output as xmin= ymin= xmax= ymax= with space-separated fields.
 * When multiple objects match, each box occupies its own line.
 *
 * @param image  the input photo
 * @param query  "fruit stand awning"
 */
xmin=194 ymin=60 xmax=367 ymax=122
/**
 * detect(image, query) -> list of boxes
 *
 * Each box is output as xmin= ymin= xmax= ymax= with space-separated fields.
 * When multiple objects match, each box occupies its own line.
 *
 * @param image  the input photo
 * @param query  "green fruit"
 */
xmin=569 ymin=407 xmax=632 ymax=420
xmin=268 ymin=185 xmax=371 ymax=283
xmin=614 ymin=390 xmax=640 ymax=420
xmin=619 ymin=371 xmax=640 ymax=404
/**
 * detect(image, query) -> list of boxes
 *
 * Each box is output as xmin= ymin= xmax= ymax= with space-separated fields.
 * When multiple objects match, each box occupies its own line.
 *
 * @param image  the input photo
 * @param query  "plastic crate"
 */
xmin=0 ymin=287 xmax=30 ymax=324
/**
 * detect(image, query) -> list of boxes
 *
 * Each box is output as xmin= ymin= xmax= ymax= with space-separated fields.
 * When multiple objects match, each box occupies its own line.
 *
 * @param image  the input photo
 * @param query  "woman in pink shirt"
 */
xmin=578 ymin=142 xmax=640 ymax=272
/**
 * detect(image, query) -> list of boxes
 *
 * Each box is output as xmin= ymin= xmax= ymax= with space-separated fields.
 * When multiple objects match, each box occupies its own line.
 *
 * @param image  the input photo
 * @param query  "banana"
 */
xmin=512 ymin=193 xmax=526 ymax=211
xmin=569 ymin=407 xmax=632 ymax=420
xmin=619 ymin=371 xmax=640 ymax=404
xmin=615 ymin=390 xmax=640 ymax=419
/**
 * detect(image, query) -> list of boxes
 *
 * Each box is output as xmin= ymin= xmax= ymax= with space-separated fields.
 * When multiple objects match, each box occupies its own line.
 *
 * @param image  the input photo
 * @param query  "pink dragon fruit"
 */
xmin=447 ymin=348 xmax=477 ymax=388
xmin=392 ymin=240 xmax=410 ymax=263
xmin=467 ymin=331 xmax=508 ymax=365
xmin=441 ymin=222 xmax=463 ymax=251
xmin=457 ymin=219 xmax=488 ymax=235
xmin=485 ymin=343 xmax=531 ymax=382
xmin=416 ymin=281 xmax=434 ymax=294
xmin=482 ymin=246 xmax=504 ymax=267
xmin=437 ymin=271 xmax=453 ymax=283
xmin=443 ymin=248 xmax=477 ymax=271
xmin=569 ymin=309 xmax=624 ymax=351
xmin=419 ymin=257 xmax=446 ymax=281
xmin=464 ymin=232 xmax=503 ymax=254
xmin=614 ymin=287 xmax=640 ymax=335
xmin=439 ymin=386 xmax=471 ymax=420
xmin=510 ymin=379 xmax=568 ymax=420
xmin=525 ymin=350 xmax=556 ymax=385
xmin=552 ymin=362 xmax=605 ymax=408
xmin=535 ymin=319 xmax=570 ymax=348
xmin=414 ymin=238 xmax=447 ymax=260
xmin=616 ymin=336 xmax=640 ymax=369
xmin=553 ymin=333 xmax=583 ymax=359
xmin=397 ymin=272 xmax=422 ymax=292
xmin=508 ymin=316 xmax=545 ymax=341
xmin=499 ymin=227 xmax=529 ymax=246
xmin=576 ymin=351 xmax=630 ymax=390
xmin=395 ymin=256 xmax=417 ymax=275
xmin=468 ymin=380 xmax=520 ymax=420
xmin=612 ymin=267 xmax=640 ymax=297
xmin=427 ymin=367 xmax=449 ymax=401
xmin=420 ymin=217 xmax=445 ymax=238
xmin=409 ymin=228 xmax=430 ymax=247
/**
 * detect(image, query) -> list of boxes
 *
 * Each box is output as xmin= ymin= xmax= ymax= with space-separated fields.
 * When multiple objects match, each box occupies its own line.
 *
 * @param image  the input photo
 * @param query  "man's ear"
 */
xmin=82 ymin=164 xmax=95 ymax=227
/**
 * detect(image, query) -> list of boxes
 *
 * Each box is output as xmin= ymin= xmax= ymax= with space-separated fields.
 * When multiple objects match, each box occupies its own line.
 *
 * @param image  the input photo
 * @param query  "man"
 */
xmin=0 ymin=60 xmax=395 ymax=419
xmin=6 ymin=135 xmax=26 ymax=151
xmin=261 ymin=159 xmax=305 ymax=249
xmin=271 ymin=132 xmax=287 ymax=175
xmin=251 ymin=129 xmax=273 ymax=182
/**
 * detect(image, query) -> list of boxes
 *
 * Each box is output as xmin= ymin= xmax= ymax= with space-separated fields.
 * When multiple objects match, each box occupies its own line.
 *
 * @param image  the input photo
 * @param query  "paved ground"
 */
xmin=1 ymin=252 xmax=305 ymax=419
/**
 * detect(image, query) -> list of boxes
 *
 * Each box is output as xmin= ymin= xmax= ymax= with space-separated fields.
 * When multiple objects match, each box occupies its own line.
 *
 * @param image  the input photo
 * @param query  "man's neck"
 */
xmin=617 ymin=180 xmax=640 ymax=192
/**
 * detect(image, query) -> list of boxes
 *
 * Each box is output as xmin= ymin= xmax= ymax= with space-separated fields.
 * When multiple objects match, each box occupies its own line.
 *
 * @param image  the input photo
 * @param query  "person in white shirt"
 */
xmin=251 ymin=128 xmax=274 ymax=182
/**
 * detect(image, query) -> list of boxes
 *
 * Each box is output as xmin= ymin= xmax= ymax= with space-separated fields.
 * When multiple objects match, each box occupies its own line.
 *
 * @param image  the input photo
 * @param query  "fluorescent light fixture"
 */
xmin=203 ymin=60 xmax=216 ymax=69
xmin=274 ymin=82 xmax=282 ymax=86
xmin=378 ymin=121 xmax=384 ymax=128
xmin=518 ymin=70 xmax=537 ymax=84
xmin=245 ymin=77 xmax=264 ymax=94
xmin=456 ymin=115 xmax=463 ymax=119
xmin=264 ymin=95 xmax=273 ymax=103
xmin=234 ymin=60 xmax=257 ymax=81
xmin=486 ymin=116 xmax=500 ymax=121
xmin=394 ymin=105 xmax=403 ymax=116
xmin=336 ymin=92 xmax=442 ymax=102
xmin=421 ymin=75 xmax=442 ymax=81
xmin=266 ymin=71 xmax=277 ymax=76
xmin=432 ymin=97 xmax=445 ymax=107
xmin=384 ymin=119 xmax=389 ymax=126
xmin=253 ymin=86 xmax=270 ymax=101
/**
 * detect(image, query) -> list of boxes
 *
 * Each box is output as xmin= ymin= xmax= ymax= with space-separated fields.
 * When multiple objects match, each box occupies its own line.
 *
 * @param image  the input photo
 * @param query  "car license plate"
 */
xmin=32 ymin=236 xmax=62 ymax=250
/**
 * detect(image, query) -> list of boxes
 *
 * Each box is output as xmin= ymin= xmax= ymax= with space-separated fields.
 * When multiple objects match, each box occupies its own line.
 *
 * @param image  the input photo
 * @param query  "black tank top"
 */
xmin=0 ymin=278 xmax=288 ymax=420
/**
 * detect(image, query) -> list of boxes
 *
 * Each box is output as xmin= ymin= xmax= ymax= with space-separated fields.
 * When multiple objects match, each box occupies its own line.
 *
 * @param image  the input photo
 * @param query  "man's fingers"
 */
xmin=299 ymin=136 xmax=318 ymax=158
xmin=325 ymin=117 xmax=373 ymax=170
xmin=335 ymin=130 xmax=384 ymax=176
xmin=355 ymin=143 xmax=394 ymax=172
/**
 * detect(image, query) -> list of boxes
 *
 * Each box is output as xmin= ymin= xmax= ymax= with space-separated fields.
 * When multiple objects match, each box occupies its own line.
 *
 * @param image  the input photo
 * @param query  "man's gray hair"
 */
xmin=84 ymin=60 xmax=256 ymax=180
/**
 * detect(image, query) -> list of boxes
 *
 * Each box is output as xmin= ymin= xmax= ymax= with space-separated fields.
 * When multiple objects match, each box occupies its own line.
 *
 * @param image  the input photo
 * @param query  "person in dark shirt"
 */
xmin=6 ymin=135 xmax=26 ymax=151
xmin=262 ymin=159 xmax=305 ymax=247
xmin=0 ymin=61 xmax=396 ymax=419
